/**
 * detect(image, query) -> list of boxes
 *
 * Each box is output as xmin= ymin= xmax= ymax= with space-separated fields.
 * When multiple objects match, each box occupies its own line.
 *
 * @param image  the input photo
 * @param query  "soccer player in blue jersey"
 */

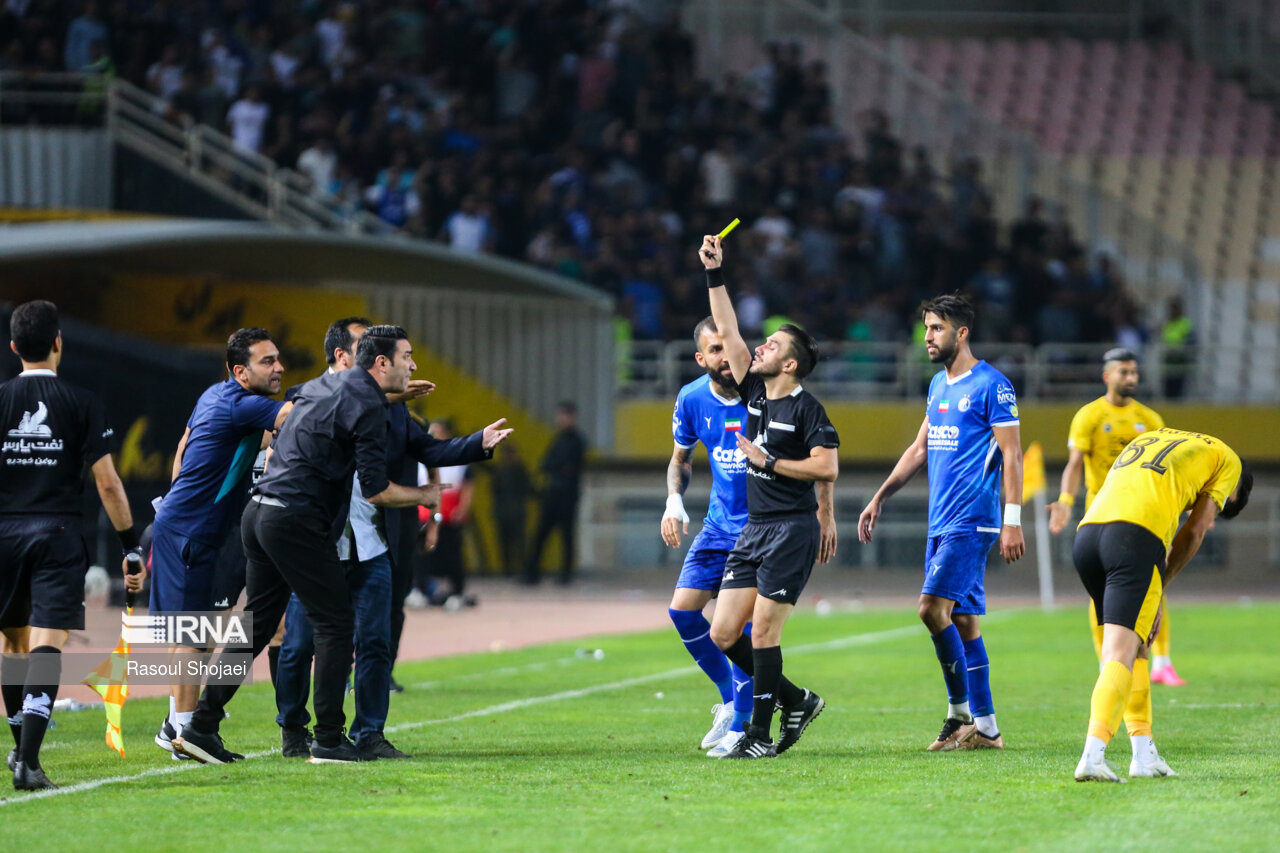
xmin=661 ymin=316 xmax=754 ymax=757
xmin=859 ymin=293 xmax=1024 ymax=751
xmin=150 ymin=328 xmax=292 ymax=757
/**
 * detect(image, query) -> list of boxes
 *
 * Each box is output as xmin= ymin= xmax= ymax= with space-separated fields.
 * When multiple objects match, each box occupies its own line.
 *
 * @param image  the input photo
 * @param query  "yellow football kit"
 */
xmin=1069 ymin=398 xmax=1169 ymax=658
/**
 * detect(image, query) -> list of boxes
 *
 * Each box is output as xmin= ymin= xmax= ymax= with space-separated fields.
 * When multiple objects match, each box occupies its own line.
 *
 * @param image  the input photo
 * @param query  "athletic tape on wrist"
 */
xmin=1003 ymin=503 xmax=1022 ymax=527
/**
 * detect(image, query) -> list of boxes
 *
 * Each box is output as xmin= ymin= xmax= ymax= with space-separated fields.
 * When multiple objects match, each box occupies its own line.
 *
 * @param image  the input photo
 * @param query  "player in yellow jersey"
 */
xmin=1049 ymin=348 xmax=1183 ymax=686
xmin=1049 ymin=349 xmax=1177 ymax=774
xmin=1071 ymin=428 xmax=1252 ymax=781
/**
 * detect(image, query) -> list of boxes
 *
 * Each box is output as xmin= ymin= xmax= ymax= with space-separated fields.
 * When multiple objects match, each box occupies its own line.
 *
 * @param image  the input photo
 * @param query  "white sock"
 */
xmin=1083 ymin=734 xmax=1107 ymax=764
xmin=1152 ymin=655 xmax=1172 ymax=671
xmin=948 ymin=701 xmax=972 ymax=722
xmin=168 ymin=695 xmax=177 ymax=721
xmin=1130 ymin=734 xmax=1154 ymax=759
xmin=975 ymin=714 xmax=998 ymax=737
xmin=173 ymin=710 xmax=194 ymax=736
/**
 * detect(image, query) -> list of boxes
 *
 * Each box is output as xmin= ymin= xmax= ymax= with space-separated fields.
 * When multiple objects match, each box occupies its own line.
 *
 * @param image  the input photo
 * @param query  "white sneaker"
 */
xmin=1075 ymin=755 xmax=1126 ymax=782
xmin=707 ymin=730 xmax=744 ymax=758
xmin=404 ymin=589 xmax=429 ymax=610
xmin=700 ymin=703 xmax=736 ymax=749
xmin=1130 ymin=748 xmax=1178 ymax=778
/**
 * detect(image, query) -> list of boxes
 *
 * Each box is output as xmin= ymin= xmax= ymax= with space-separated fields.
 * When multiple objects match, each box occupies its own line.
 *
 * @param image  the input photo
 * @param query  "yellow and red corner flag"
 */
xmin=1023 ymin=440 xmax=1046 ymax=502
xmin=83 ymin=603 xmax=133 ymax=758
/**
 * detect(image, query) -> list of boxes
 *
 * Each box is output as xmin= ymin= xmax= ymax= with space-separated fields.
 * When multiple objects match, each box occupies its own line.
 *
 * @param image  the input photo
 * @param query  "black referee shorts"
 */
xmin=1073 ymin=521 xmax=1166 ymax=641
xmin=721 ymin=513 xmax=820 ymax=606
xmin=0 ymin=515 xmax=89 ymax=631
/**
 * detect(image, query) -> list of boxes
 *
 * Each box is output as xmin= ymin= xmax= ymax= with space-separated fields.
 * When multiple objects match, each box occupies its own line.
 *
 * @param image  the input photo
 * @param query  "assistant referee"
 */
xmin=0 ymin=301 xmax=145 ymax=790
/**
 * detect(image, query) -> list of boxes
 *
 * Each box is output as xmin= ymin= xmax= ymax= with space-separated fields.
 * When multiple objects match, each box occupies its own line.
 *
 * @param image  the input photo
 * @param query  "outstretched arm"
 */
xmin=858 ymin=417 xmax=929 ymax=543
xmin=699 ymin=235 xmax=753 ymax=384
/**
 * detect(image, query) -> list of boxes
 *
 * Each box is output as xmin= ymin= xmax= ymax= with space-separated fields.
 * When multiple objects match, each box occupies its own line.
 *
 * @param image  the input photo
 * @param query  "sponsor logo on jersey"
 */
xmin=928 ymin=423 xmax=961 ymax=451
xmin=711 ymin=444 xmax=749 ymax=475
xmin=4 ymin=400 xmax=65 ymax=461
xmin=996 ymin=383 xmax=1017 ymax=405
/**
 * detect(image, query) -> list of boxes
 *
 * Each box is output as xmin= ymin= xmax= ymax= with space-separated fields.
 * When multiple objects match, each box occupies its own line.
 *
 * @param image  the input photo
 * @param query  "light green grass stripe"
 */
xmin=1 ymin=617 xmax=936 ymax=806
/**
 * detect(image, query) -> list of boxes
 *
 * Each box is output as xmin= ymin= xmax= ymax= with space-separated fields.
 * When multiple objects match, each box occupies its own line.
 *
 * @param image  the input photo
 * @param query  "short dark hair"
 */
xmin=1220 ymin=459 xmax=1254 ymax=520
xmin=323 ymin=316 xmax=372 ymax=365
xmin=778 ymin=323 xmax=819 ymax=379
xmin=1103 ymin=347 xmax=1139 ymax=364
xmin=226 ymin=327 xmax=272 ymax=372
xmin=9 ymin=300 xmax=60 ymax=362
xmin=354 ymin=324 xmax=408 ymax=369
xmin=693 ymin=316 xmax=718 ymax=350
xmin=919 ymin=292 xmax=975 ymax=333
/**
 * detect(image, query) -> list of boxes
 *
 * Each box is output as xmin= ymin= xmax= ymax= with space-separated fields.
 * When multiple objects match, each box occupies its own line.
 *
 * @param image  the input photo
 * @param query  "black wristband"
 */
xmin=117 ymin=526 xmax=140 ymax=552
xmin=763 ymin=453 xmax=777 ymax=473
xmin=705 ymin=267 xmax=725 ymax=289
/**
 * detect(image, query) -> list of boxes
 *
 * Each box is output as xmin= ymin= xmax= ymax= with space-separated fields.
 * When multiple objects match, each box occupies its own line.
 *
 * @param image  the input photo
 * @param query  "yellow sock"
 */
xmin=1088 ymin=601 xmax=1103 ymax=660
xmin=1088 ymin=660 xmax=1132 ymax=742
xmin=1152 ymin=598 xmax=1171 ymax=658
xmin=1123 ymin=658 xmax=1152 ymax=738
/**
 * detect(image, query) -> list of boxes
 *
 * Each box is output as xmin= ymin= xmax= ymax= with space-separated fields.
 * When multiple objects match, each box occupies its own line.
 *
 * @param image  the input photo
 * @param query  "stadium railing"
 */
xmin=0 ymin=72 xmax=394 ymax=236
xmin=618 ymin=340 xmax=1216 ymax=402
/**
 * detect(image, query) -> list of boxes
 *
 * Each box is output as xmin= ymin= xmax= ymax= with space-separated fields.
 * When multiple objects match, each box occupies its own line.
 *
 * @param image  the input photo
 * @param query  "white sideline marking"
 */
xmin=408 ymin=655 xmax=584 ymax=691
xmin=1 ymin=622 xmax=925 ymax=805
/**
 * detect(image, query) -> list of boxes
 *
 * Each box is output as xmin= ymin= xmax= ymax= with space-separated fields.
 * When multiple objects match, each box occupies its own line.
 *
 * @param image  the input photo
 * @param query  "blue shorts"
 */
xmin=149 ymin=520 xmax=222 ymax=614
xmin=921 ymin=530 xmax=999 ymax=616
xmin=675 ymin=528 xmax=740 ymax=592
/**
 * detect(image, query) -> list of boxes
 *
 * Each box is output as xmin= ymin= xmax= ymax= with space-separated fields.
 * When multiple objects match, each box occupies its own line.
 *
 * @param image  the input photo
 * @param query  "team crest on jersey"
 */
xmin=957 ymin=395 xmax=971 ymax=412
xmin=1103 ymin=423 xmax=1112 ymax=432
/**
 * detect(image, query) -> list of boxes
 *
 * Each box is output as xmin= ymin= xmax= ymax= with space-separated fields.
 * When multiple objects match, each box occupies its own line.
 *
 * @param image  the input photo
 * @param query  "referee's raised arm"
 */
xmin=699 ymin=235 xmax=752 ymax=385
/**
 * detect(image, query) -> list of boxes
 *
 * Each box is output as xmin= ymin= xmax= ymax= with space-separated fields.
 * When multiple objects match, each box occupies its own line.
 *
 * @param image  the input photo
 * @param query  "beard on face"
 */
xmin=1114 ymin=383 xmax=1136 ymax=399
xmin=927 ymin=340 xmax=955 ymax=364
xmin=705 ymin=362 xmax=736 ymax=389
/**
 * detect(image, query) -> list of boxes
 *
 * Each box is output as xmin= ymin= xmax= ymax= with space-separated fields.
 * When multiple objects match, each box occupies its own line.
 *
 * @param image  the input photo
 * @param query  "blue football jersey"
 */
xmin=155 ymin=378 xmax=284 ymax=546
xmin=924 ymin=361 xmax=1020 ymax=537
xmin=672 ymin=375 xmax=749 ymax=539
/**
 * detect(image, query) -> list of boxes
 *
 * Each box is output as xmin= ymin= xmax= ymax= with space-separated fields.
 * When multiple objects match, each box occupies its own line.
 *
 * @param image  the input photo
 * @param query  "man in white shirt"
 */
xmin=226 ymin=85 xmax=269 ymax=154
xmin=297 ymin=138 xmax=338 ymax=197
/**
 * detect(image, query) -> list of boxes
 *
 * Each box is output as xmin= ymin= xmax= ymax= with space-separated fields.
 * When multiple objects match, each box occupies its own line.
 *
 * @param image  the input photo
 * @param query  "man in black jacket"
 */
xmin=272 ymin=320 xmax=510 ymax=759
xmin=524 ymin=402 xmax=587 ymax=585
xmin=176 ymin=326 xmax=509 ymax=764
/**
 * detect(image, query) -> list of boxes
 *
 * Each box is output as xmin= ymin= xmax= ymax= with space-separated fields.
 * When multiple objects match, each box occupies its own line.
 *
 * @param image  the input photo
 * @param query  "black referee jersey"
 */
xmin=735 ymin=372 xmax=840 ymax=519
xmin=0 ymin=369 xmax=115 ymax=516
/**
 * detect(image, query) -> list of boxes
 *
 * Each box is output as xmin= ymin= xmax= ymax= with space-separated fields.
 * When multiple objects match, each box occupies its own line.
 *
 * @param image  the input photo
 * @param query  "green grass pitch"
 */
xmin=3 ymin=603 xmax=1277 ymax=852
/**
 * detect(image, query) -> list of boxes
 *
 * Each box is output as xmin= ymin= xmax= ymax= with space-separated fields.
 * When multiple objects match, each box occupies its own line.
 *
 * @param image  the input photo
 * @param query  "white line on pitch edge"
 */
xmin=1 ymin=622 xmax=926 ymax=806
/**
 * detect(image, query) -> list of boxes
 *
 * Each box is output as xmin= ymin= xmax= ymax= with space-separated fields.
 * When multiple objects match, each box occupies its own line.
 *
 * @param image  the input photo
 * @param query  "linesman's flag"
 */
xmin=1022 ymin=440 xmax=1046 ymax=501
xmin=84 ymin=555 xmax=144 ymax=759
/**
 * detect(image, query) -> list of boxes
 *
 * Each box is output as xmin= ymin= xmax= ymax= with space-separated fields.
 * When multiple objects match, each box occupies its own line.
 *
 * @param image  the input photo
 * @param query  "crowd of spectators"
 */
xmin=0 ymin=0 xmax=1153 ymax=350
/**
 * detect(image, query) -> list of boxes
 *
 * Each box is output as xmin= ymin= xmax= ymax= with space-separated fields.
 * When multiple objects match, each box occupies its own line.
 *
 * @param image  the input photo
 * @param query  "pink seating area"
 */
xmin=902 ymin=37 xmax=1277 ymax=160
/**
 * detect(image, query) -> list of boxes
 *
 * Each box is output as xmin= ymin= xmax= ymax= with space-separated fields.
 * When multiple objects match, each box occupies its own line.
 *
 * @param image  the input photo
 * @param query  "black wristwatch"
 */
xmin=762 ymin=453 xmax=777 ymax=473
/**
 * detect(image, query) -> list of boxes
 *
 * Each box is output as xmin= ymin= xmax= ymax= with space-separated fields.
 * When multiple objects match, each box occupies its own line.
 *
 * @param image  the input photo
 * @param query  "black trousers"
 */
xmin=524 ymin=495 xmax=578 ymax=582
xmin=191 ymin=500 xmax=354 ymax=745
xmin=425 ymin=524 xmax=465 ymax=595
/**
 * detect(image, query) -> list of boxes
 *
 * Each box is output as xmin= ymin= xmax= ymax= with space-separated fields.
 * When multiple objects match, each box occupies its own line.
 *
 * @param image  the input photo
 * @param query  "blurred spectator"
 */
xmin=440 ymin=195 xmax=492 ymax=253
xmin=63 ymin=0 xmax=105 ymax=72
xmin=418 ymin=420 xmax=477 ymax=608
xmin=1161 ymin=296 xmax=1194 ymax=398
xmin=297 ymin=138 xmax=338 ymax=198
xmin=226 ymin=84 xmax=269 ymax=154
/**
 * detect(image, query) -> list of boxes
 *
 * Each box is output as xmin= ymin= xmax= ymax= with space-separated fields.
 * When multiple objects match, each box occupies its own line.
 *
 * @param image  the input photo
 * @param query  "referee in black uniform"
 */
xmin=174 ymin=325 xmax=447 ymax=765
xmin=0 ymin=301 xmax=145 ymax=790
xmin=697 ymin=236 xmax=840 ymax=759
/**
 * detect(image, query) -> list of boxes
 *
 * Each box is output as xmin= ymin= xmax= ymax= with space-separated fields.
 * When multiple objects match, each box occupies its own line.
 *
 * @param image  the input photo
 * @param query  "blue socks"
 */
xmin=731 ymin=622 xmax=753 ymax=731
xmin=930 ymin=623 xmax=969 ymax=706
xmin=963 ymin=635 xmax=994 ymax=718
xmin=669 ymin=609 xmax=733 ymax=704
